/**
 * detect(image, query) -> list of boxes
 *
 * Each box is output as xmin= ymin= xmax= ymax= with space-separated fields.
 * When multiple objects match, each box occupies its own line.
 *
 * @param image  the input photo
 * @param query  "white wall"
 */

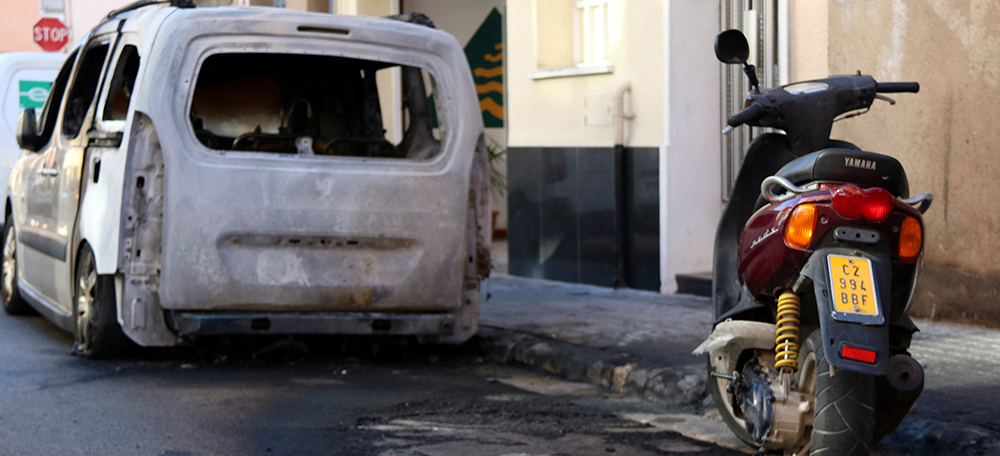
xmin=659 ymin=0 xmax=721 ymax=293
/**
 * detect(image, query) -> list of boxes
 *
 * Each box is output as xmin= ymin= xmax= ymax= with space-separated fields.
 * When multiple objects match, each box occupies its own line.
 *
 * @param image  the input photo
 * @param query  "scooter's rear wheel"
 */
xmin=804 ymin=329 xmax=875 ymax=456
xmin=708 ymin=330 xmax=874 ymax=456
xmin=706 ymin=356 xmax=755 ymax=447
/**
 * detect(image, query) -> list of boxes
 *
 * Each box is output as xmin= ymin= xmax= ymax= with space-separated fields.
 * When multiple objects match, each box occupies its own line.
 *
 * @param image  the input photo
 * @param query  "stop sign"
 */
xmin=32 ymin=17 xmax=70 ymax=52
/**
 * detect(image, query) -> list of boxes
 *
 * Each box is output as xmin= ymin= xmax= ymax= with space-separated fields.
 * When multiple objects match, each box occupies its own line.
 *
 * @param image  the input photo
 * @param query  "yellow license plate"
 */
xmin=828 ymin=255 xmax=879 ymax=316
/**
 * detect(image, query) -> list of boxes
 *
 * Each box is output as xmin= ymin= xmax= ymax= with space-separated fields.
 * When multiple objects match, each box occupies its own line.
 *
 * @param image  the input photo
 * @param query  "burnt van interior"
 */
xmin=104 ymin=45 xmax=140 ymax=121
xmin=190 ymin=53 xmax=442 ymax=160
xmin=64 ymin=43 xmax=110 ymax=139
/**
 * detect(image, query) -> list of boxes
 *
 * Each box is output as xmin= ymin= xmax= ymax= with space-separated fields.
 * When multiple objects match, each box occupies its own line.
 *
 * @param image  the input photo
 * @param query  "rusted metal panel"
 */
xmin=171 ymin=311 xmax=456 ymax=336
xmin=118 ymin=112 xmax=181 ymax=346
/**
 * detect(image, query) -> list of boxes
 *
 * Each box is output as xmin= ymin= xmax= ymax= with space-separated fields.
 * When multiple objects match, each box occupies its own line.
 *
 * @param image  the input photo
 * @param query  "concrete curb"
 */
xmin=475 ymin=326 xmax=707 ymax=407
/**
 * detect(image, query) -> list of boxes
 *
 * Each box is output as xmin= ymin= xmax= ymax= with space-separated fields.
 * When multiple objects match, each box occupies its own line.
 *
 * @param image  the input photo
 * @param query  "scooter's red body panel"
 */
xmin=738 ymin=189 xmax=923 ymax=304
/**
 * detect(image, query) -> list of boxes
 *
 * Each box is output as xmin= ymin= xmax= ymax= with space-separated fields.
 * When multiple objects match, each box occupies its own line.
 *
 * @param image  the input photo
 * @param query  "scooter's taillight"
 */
xmin=862 ymin=188 xmax=894 ymax=221
xmin=832 ymin=185 xmax=894 ymax=222
xmin=832 ymin=184 xmax=864 ymax=217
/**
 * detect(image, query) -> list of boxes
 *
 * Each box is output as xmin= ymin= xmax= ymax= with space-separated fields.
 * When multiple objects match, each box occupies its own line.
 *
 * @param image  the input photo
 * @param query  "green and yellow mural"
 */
xmin=465 ymin=8 xmax=503 ymax=127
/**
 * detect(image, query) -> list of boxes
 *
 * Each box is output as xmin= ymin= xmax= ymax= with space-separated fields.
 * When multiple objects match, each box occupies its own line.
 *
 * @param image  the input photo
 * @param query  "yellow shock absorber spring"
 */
xmin=775 ymin=291 xmax=801 ymax=372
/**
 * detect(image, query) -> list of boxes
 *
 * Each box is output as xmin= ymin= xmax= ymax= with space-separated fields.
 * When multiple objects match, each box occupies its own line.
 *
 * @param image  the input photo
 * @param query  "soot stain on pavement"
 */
xmin=340 ymin=395 xmax=744 ymax=456
xmin=100 ymin=334 xmax=484 ymax=368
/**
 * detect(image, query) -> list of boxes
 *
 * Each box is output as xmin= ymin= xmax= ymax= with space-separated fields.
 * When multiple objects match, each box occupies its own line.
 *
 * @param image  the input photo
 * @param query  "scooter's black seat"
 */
xmin=774 ymin=148 xmax=909 ymax=198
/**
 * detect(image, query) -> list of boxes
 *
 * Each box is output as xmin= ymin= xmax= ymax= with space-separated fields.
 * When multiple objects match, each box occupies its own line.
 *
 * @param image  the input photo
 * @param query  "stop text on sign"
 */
xmin=33 ymin=25 xmax=70 ymax=43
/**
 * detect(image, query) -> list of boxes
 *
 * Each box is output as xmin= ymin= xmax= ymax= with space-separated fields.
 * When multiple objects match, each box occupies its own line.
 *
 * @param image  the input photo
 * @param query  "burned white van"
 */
xmin=6 ymin=2 xmax=491 ymax=357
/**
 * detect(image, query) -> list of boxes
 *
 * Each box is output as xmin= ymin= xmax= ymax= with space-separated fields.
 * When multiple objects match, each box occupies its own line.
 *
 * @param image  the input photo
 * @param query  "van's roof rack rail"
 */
xmin=106 ymin=0 xmax=193 ymax=20
xmin=384 ymin=13 xmax=435 ymax=29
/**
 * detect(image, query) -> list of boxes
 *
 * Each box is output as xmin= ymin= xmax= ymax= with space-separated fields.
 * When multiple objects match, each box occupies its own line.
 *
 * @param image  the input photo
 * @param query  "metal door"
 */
xmin=16 ymin=50 xmax=81 ymax=304
xmin=29 ymin=39 xmax=111 ymax=307
xmin=720 ymin=0 xmax=786 ymax=201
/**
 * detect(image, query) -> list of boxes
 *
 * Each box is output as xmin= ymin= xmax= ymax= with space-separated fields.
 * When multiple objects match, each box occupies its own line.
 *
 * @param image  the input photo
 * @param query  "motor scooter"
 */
xmin=694 ymin=30 xmax=932 ymax=456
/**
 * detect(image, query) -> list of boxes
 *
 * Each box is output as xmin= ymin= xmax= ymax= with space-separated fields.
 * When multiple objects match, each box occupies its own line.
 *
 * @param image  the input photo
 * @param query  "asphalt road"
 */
xmin=0 ymin=312 xmax=742 ymax=456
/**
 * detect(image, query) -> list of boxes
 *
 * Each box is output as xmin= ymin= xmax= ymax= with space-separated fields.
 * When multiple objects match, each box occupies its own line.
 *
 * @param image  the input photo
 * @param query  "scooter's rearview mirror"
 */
xmin=715 ymin=29 xmax=749 ymax=64
xmin=715 ymin=29 xmax=760 ymax=96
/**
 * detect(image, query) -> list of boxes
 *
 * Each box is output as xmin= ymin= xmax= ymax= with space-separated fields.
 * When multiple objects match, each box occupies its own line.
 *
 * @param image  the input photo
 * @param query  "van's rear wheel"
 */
xmin=1 ymin=218 xmax=32 ymax=315
xmin=804 ymin=329 xmax=875 ymax=456
xmin=74 ymin=245 xmax=131 ymax=358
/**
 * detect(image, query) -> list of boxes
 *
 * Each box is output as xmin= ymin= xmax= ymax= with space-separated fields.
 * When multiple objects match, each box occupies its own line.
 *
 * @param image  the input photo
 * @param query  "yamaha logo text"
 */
xmin=845 ymin=157 xmax=876 ymax=170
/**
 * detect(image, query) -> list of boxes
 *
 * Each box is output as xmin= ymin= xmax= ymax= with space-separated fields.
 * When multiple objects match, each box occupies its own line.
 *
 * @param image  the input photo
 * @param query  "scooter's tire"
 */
xmin=706 ymin=357 xmax=756 ymax=447
xmin=805 ymin=329 xmax=875 ymax=456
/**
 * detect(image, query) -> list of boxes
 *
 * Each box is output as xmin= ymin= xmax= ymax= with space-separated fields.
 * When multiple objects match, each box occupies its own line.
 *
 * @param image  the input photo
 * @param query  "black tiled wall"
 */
xmin=506 ymin=147 xmax=660 ymax=291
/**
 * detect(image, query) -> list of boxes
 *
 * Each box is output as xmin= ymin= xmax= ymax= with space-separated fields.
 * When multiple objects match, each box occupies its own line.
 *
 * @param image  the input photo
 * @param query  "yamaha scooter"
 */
xmin=695 ymin=30 xmax=932 ymax=455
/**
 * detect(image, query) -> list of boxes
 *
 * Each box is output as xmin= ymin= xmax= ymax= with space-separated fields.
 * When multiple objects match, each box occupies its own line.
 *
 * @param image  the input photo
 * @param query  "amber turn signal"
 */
xmin=785 ymin=203 xmax=817 ymax=249
xmin=898 ymin=216 xmax=922 ymax=261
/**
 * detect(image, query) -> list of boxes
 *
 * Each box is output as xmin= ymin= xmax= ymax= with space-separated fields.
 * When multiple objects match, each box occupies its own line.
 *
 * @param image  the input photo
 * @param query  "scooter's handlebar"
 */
xmin=727 ymin=79 xmax=920 ymax=129
xmin=726 ymin=74 xmax=919 ymax=153
xmin=876 ymin=82 xmax=920 ymax=93
xmin=727 ymin=103 xmax=767 ymax=127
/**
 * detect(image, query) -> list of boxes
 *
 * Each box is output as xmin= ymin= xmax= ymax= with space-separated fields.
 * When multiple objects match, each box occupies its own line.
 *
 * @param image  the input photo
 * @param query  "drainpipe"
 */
xmin=613 ymin=81 xmax=633 ymax=289
xmin=613 ymin=81 xmax=633 ymax=147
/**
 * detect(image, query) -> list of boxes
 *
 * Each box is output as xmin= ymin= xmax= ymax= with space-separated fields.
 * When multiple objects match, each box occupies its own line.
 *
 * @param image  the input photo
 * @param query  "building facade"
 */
xmin=505 ymin=1 xmax=721 ymax=293
xmin=508 ymin=0 xmax=1000 ymax=330
xmin=789 ymin=1 xmax=1000 ymax=326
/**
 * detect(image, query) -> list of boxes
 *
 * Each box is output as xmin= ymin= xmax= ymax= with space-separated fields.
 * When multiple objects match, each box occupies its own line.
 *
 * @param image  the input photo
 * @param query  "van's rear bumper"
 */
xmin=170 ymin=311 xmax=456 ymax=337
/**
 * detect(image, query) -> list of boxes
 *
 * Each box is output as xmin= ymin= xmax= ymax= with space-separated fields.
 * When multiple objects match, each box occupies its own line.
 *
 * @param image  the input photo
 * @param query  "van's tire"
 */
xmin=1 ymin=218 xmax=33 ymax=315
xmin=73 ymin=244 xmax=131 ymax=358
xmin=805 ymin=329 xmax=875 ymax=456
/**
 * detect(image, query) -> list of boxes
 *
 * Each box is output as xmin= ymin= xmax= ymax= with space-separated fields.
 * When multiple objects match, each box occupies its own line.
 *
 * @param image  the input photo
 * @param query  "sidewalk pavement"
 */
xmin=479 ymin=241 xmax=1000 ymax=454
xmin=478 ymin=274 xmax=711 ymax=407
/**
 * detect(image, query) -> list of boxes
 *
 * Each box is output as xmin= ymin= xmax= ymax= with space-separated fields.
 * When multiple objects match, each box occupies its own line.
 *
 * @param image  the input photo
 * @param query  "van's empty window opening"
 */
xmin=104 ymin=45 xmax=140 ymax=121
xmin=190 ymin=53 xmax=442 ymax=160
xmin=64 ymin=43 xmax=110 ymax=139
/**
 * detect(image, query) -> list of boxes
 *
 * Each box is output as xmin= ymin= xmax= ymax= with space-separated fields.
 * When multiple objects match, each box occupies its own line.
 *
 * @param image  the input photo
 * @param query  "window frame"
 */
xmin=60 ymin=38 xmax=112 ymax=140
xmin=573 ymin=0 xmax=612 ymax=68
xmin=32 ymin=48 xmax=79 ymax=152
xmin=94 ymin=36 xmax=142 ymax=133
xmin=528 ymin=0 xmax=614 ymax=80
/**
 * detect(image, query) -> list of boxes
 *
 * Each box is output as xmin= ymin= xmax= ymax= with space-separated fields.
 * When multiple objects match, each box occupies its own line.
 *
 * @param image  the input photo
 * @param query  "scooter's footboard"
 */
xmin=801 ymin=248 xmax=892 ymax=376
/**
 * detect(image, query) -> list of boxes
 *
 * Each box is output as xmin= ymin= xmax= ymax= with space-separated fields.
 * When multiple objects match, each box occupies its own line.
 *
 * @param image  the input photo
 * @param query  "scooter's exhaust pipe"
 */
xmin=875 ymin=354 xmax=924 ymax=439
xmin=886 ymin=354 xmax=924 ymax=396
